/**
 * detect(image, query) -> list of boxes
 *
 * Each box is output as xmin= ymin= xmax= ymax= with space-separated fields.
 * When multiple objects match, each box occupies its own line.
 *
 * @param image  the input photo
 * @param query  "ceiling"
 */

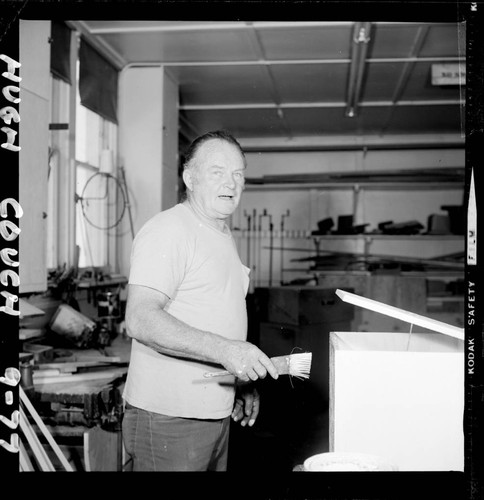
xmin=69 ymin=20 xmax=466 ymax=152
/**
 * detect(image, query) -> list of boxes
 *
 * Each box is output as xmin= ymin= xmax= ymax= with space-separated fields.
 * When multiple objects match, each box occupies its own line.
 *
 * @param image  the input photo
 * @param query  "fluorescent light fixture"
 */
xmin=345 ymin=22 xmax=372 ymax=118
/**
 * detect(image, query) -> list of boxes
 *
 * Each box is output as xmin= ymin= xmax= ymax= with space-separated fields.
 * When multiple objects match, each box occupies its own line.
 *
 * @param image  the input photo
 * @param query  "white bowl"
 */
xmin=303 ymin=452 xmax=398 ymax=472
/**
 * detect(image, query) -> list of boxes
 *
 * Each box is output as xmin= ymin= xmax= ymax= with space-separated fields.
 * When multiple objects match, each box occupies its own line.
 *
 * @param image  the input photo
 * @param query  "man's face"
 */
xmin=184 ymin=138 xmax=246 ymax=219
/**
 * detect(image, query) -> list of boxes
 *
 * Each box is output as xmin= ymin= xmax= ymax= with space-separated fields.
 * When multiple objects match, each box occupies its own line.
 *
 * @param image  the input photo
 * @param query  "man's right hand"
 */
xmin=221 ymin=340 xmax=279 ymax=382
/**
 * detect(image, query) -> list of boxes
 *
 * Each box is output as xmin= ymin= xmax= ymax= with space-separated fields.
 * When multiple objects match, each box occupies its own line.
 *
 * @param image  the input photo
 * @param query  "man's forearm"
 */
xmin=126 ymin=306 xmax=230 ymax=366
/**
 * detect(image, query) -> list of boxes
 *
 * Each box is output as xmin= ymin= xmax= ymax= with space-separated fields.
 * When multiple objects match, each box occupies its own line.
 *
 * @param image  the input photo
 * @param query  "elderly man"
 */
xmin=122 ymin=130 xmax=278 ymax=471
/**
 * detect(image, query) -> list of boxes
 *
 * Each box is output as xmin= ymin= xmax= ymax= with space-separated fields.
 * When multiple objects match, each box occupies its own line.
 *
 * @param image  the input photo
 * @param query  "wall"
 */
xmin=117 ymin=66 xmax=179 ymax=280
xmin=117 ymin=69 xmax=464 ymax=291
xmin=161 ymin=70 xmax=179 ymax=212
xmin=18 ymin=20 xmax=51 ymax=293
xmin=236 ymin=147 xmax=464 ymax=232
xmin=230 ymin=147 xmax=465 ymax=287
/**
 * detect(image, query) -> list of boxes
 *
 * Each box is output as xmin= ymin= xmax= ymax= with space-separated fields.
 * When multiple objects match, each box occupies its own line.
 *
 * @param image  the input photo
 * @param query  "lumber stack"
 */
xmin=32 ymin=361 xmax=127 ymax=386
xmin=19 ymin=385 xmax=74 ymax=472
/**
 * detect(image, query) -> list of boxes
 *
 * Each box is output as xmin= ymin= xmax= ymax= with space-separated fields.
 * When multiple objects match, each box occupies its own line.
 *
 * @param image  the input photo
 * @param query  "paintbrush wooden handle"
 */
xmin=203 ymin=355 xmax=290 ymax=378
xmin=204 ymin=370 xmax=231 ymax=378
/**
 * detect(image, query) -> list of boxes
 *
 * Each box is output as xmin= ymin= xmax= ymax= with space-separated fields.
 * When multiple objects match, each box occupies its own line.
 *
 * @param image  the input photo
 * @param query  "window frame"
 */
xmin=47 ymin=28 xmax=119 ymax=275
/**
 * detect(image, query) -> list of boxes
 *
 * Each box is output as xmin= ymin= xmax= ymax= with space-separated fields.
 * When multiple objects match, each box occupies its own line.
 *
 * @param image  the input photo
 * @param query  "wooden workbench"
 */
xmin=29 ymin=336 xmax=132 ymax=471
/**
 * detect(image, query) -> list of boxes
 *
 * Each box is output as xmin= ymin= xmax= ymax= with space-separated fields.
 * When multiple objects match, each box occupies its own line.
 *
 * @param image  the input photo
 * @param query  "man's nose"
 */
xmin=224 ymin=174 xmax=236 ymax=188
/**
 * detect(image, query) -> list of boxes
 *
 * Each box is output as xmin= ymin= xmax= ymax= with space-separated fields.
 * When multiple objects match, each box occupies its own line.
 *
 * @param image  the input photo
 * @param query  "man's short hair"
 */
xmin=183 ymin=130 xmax=246 ymax=171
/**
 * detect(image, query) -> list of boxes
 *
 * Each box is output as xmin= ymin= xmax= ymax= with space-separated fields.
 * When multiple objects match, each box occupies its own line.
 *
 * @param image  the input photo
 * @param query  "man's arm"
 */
xmin=124 ymin=284 xmax=279 ymax=382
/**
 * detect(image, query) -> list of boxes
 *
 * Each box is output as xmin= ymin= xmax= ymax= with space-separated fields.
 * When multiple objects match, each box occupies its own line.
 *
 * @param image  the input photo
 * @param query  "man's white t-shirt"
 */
xmin=123 ymin=203 xmax=250 ymax=419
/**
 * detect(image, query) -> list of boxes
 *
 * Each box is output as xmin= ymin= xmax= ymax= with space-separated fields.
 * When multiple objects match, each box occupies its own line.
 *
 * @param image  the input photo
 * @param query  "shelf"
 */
xmin=309 ymin=234 xmax=464 ymax=241
xmin=402 ymin=270 xmax=464 ymax=278
xmin=244 ymin=167 xmax=464 ymax=191
xmin=427 ymin=296 xmax=464 ymax=303
xmin=244 ymin=181 xmax=464 ymax=192
xmin=234 ymin=230 xmax=464 ymax=241
xmin=290 ymin=269 xmax=464 ymax=279
xmin=238 ymin=168 xmax=465 ymax=286
xmin=285 ymin=269 xmax=372 ymax=276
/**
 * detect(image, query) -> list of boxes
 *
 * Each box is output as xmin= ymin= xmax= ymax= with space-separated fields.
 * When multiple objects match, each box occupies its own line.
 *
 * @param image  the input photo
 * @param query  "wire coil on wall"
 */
xmin=78 ymin=171 xmax=127 ymax=230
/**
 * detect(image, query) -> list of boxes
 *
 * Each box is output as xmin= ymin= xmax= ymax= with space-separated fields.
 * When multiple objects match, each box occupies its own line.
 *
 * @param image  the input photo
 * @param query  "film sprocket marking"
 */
xmin=0 ymin=52 xmax=22 ymax=456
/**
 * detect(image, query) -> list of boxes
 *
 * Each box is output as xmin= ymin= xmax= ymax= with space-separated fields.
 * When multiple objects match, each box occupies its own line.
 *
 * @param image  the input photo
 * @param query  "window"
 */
xmin=47 ymin=37 xmax=119 ymax=273
xmin=75 ymin=80 xmax=118 ymax=269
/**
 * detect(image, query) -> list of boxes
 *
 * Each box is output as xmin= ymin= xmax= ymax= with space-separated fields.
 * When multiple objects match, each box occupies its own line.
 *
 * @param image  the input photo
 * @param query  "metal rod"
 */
xmin=257 ymin=210 xmax=265 ymax=287
xmin=268 ymin=216 xmax=273 ymax=287
xmin=244 ymin=210 xmax=251 ymax=269
xmin=20 ymin=386 xmax=74 ymax=471
xmin=258 ymin=209 xmax=272 ymax=287
xmin=120 ymin=167 xmax=135 ymax=240
xmin=251 ymin=208 xmax=257 ymax=291
xmin=280 ymin=210 xmax=290 ymax=285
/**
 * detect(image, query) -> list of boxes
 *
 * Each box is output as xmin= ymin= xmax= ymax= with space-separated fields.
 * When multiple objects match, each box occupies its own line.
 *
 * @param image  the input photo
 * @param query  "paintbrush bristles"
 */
xmin=288 ymin=352 xmax=312 ymax=379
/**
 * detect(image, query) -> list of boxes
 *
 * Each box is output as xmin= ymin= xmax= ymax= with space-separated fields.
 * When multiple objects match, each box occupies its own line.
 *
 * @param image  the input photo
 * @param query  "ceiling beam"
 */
xmin=66 ymin=20 xmax=127 ymax=70
xmin=179 ymin=99 xmax=462 ymax=111
xmin=86 ymin=21 xmax=453 ymax=36
xmin=87 ymin=21 xmax=354 ymax=35
xmin=237 ymin=133 xmax=464 ymax=152
xmin=390 ymin=26 xmax=432 ymax=104
xmin=71 ymin=21 xmax=463 ymax=78
xmin=123 ymin=56 xmax=460 ymax=69
xmin=381 ymin=25 xmax=431 ymax=134
xmin=244 ymin=22 xmax=292 ymax=138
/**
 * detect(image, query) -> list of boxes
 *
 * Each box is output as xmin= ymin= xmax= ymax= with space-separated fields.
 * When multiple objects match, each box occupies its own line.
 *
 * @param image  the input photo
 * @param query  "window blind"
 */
xmin=50 ymin=20 xmax=72 ymax=84
xmin=79 ymin=37 xmax=118 ymax=124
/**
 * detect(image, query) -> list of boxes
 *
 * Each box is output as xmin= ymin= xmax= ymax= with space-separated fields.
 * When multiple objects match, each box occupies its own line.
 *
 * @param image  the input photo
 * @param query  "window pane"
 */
xmin=75 ymin=55 xmax=118 ymax=271
xmin=75 ymin=101 xmax=101 ymax=167
xmin=76 ymin=166 xmax=108 ymax=268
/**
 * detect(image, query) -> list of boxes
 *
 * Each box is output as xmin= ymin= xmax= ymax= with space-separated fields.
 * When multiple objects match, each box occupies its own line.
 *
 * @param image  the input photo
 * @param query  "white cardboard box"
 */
xmin=329 ymin=290 xmax=464 ymax=472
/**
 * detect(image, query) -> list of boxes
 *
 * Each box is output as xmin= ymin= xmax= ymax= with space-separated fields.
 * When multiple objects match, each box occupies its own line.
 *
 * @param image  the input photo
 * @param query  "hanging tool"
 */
xmin=251 ymin=208 xmax=257 ymax=290
xmin=256 ymin=209 xmax=263 ymax=287
xmin=258 ymin=209 xmax=271 ymax=287
xmin=280 ymin=209 xmax=290 ymax=285
xmin=268 ymin=213 xmax=274 ymax=287
xmin=119 ymin=166 xmax=135 ymax=240
xmin=243 ymin=209 xmax=252 ymax=269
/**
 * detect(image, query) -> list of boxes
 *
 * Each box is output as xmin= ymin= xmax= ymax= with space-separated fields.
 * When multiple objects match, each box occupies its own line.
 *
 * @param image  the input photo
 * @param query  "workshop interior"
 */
xmin=16 ymin=18 xmax=467 ymax=473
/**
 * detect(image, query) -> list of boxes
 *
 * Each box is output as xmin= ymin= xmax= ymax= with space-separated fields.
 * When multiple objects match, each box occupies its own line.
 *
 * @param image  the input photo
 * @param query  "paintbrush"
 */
xmin=203 ymin=352 xmax=312 ymax=379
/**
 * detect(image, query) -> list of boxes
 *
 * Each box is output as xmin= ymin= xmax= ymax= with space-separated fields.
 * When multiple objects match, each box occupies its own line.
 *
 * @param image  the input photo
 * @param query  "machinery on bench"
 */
xmin=19 ymin=289 xmax=130 ymax=471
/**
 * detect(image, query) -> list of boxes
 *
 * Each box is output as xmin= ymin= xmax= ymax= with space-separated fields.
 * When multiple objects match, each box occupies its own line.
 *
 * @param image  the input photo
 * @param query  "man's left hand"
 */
xmin=231 ymin=384 xmax=260 ymax=427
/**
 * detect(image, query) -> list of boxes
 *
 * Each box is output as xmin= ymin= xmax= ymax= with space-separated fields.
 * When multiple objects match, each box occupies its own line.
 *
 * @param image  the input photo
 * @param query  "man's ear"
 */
xmin=182 ymin=169 xmax=193 ymax=191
